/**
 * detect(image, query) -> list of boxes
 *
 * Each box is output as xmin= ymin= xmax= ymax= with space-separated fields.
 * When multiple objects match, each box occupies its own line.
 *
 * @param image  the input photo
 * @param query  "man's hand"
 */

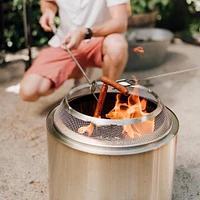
xmin=39 ymin=9 xmax=56 ymax=32
xmin=61 ymin=28 xmax=88 ymax=50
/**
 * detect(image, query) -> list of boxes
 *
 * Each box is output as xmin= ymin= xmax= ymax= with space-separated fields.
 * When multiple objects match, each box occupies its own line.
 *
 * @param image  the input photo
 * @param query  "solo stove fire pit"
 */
xmin=46 ymin=80 xmax=179 ymax=200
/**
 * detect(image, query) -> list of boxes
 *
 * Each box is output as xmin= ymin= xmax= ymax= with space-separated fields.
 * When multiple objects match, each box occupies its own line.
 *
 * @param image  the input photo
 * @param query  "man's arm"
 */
xmin=40 ymin=0 xmax=58 ymax=14
xmin=91 ymin=3 xmax=129 ymax=37
xmin=62 ymin=3 xmax=128 ymax=50
xmin=39 ymin=0 xmax=58 ymax=32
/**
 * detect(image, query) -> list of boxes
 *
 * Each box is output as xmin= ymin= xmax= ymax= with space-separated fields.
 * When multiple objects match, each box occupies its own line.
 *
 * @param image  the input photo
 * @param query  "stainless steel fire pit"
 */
xmin=46 ymin=81 xmax=179 ymax=200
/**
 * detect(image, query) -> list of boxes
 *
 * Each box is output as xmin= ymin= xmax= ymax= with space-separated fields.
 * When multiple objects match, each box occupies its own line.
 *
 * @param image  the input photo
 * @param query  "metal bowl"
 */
xmin=125 ymin=28 xmax=174 ymax=71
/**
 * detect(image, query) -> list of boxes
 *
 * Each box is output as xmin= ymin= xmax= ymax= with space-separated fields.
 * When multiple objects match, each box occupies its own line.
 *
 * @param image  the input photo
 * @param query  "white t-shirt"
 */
xmin=49 ymin=0 xmax=129 ymax=47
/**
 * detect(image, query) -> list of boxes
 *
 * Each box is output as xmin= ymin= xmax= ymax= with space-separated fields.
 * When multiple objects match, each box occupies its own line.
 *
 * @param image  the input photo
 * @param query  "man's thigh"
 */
xmin=25 ymin=37 xmax=104 ymax=88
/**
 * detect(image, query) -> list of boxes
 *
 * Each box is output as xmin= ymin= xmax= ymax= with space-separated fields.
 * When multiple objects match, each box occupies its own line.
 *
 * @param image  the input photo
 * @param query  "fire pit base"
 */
xmin=47 ymin=108 xmax=178 ymax=200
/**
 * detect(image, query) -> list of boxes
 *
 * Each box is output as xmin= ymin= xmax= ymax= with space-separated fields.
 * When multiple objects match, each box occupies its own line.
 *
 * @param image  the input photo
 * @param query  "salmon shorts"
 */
xmin=25 ymin=37 xmax=104 ymax=89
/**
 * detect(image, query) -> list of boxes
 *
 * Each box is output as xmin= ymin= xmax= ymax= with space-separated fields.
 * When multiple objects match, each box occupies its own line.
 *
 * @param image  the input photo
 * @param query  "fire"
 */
xmin=106 ymin=92 xmax=154 ymax=138
xmin=78 ymin=123 xmax=95 ymax=137
xmin=106 ymin=77 xmax=154 ymax=138
xmin=78 ymin=77 xmax=154 ymax=138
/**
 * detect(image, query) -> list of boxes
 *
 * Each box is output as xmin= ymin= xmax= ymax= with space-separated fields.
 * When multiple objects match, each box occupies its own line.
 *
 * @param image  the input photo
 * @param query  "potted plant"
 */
xmin=127 ymin=0 xmax=171 ymax=27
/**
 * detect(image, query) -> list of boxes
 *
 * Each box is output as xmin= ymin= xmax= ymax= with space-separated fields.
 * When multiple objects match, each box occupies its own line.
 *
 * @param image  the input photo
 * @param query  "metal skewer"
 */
xmin=62 ymin=44 xmax=94 ymax=85
xmin=138 ymin=66 xmax=200 ymax=82
xmin=49 ymin=23 xmax=99 ymax=101
xmin=117 ymin=66 xmax=200 ymax=87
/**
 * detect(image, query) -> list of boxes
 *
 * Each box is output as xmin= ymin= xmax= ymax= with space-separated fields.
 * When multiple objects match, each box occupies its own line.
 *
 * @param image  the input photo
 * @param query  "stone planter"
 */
xmin=125 ymin=28 xmax=174 ymax=71
xmin=128 ymin=9 xmax=158 ymax=28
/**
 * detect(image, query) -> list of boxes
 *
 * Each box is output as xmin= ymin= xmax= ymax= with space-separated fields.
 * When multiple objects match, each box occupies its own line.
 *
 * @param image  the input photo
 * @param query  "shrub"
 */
xmin=2 ymin=0 xmax=50 ymax=52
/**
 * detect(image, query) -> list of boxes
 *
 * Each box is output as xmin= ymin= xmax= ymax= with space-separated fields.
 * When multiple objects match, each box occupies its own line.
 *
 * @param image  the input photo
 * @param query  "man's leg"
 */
xmin=19 ymin=38 xmax=103 ymax=102
xmin=101 ymin=33 xmax=128 ymax=80
xmin=20 ymin=74 xmax=54 ymax=102
xmin=19 ymin=47 xmax=80 ymax=102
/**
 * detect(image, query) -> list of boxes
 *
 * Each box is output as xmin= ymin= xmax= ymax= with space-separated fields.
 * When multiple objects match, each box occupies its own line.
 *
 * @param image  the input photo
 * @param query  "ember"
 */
xmin=133 ymin=46 xmax=144 ymax=58
xmin=133 ymin=46 xmax=144 ymax=53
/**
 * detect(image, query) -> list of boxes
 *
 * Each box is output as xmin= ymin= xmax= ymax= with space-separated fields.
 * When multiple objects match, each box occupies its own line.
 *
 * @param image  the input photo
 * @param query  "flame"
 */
xmin=106 ymin=93 xmax=154 ymax=138
xmin=78 ymin=81 xmax=154 ymax=138
xmin=78 ymin=123 xmax=95 ymax=137
xmin=106 ymin=76 xmax=154 ymax=138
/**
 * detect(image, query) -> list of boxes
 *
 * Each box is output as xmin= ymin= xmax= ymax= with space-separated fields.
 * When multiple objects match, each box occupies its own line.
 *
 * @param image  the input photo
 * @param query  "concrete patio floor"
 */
xmin=0 ymin=39 xmax=200 ymax=200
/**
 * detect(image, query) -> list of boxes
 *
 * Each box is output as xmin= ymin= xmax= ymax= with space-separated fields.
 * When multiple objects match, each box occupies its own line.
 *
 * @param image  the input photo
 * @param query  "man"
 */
xmin=20 ymin=0 xmax=130 ymax=102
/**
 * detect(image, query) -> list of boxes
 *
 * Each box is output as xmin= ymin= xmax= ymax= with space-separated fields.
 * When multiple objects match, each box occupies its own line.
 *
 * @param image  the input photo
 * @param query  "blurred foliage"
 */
xmin=180 ymin=0 xmax=200 ymax=40
xmin=187 ymin=17 xmax=200 ymax=35
xmin=129 ymin=0 xmax=176 ymax=31
xmin=130 ymin=0 xmax=172 ymax=14
xmin=181 ymin=15 xmax=200 ymax=44
xmin=129 ymin=0 xmax=200 ymax=34
xmin=186 ymin=0 xmax=200 ymax=13
xmin=1 ymin=0 xmax=200 ymax=53
xmin=1 ymin=0 xmax=51 ymax=52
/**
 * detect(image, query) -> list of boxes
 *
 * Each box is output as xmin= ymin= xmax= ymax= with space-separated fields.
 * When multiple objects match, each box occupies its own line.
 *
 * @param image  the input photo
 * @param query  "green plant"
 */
xmin=130 ymin=0 xmax=171 ymax=14
xmin=2 ymin=0 xmax=50 ymax=53
xmin=183 ymin=0 xmax=200 ymax=37
xmin=186 ymin=0 xmax=200 ymax=13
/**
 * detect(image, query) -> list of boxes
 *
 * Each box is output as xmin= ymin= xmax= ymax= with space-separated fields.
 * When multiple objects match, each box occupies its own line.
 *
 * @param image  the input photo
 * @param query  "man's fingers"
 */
xmin=39 ymin=13 xmax=55 ymax=32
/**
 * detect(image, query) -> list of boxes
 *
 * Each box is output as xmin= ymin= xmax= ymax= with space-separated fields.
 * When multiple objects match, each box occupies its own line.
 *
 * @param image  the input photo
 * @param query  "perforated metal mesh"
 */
xmin=53 ymin=83 xmax=173 ymax=147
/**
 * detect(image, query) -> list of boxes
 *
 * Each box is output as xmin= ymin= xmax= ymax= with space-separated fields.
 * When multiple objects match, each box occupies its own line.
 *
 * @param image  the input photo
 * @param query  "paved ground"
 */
xmin=0 ymin=39 xmax=200 ymax=200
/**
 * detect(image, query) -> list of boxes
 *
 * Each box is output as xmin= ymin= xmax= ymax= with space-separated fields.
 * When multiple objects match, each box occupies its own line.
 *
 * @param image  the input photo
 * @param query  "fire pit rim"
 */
xmin=47 ymin=107 xmax=179 ymax=155
xmin=62 ymin=82 xmax=163 ymax=126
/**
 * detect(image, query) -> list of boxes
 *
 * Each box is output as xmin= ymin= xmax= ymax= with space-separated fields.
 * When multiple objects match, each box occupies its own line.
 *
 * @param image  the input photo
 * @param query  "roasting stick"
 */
xmin=49 ymin=23 xmax=99 ymax=101
xmin=78 ymin=83 xmax=108 ymax=136
xmin=101 ymin=76 xmax=129 ymax=96
xmin=62 ymin=44 xmax=96 ymax=89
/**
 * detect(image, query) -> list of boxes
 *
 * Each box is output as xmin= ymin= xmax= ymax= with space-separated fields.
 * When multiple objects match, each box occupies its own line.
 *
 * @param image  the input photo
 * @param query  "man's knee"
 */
xmin=19 ymin=74 xmax=53 ymax=102
xmin=19 ymin=84 xmax=39 ymax=102
xmin=103 ymin=34 xmax=128 ymax=57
